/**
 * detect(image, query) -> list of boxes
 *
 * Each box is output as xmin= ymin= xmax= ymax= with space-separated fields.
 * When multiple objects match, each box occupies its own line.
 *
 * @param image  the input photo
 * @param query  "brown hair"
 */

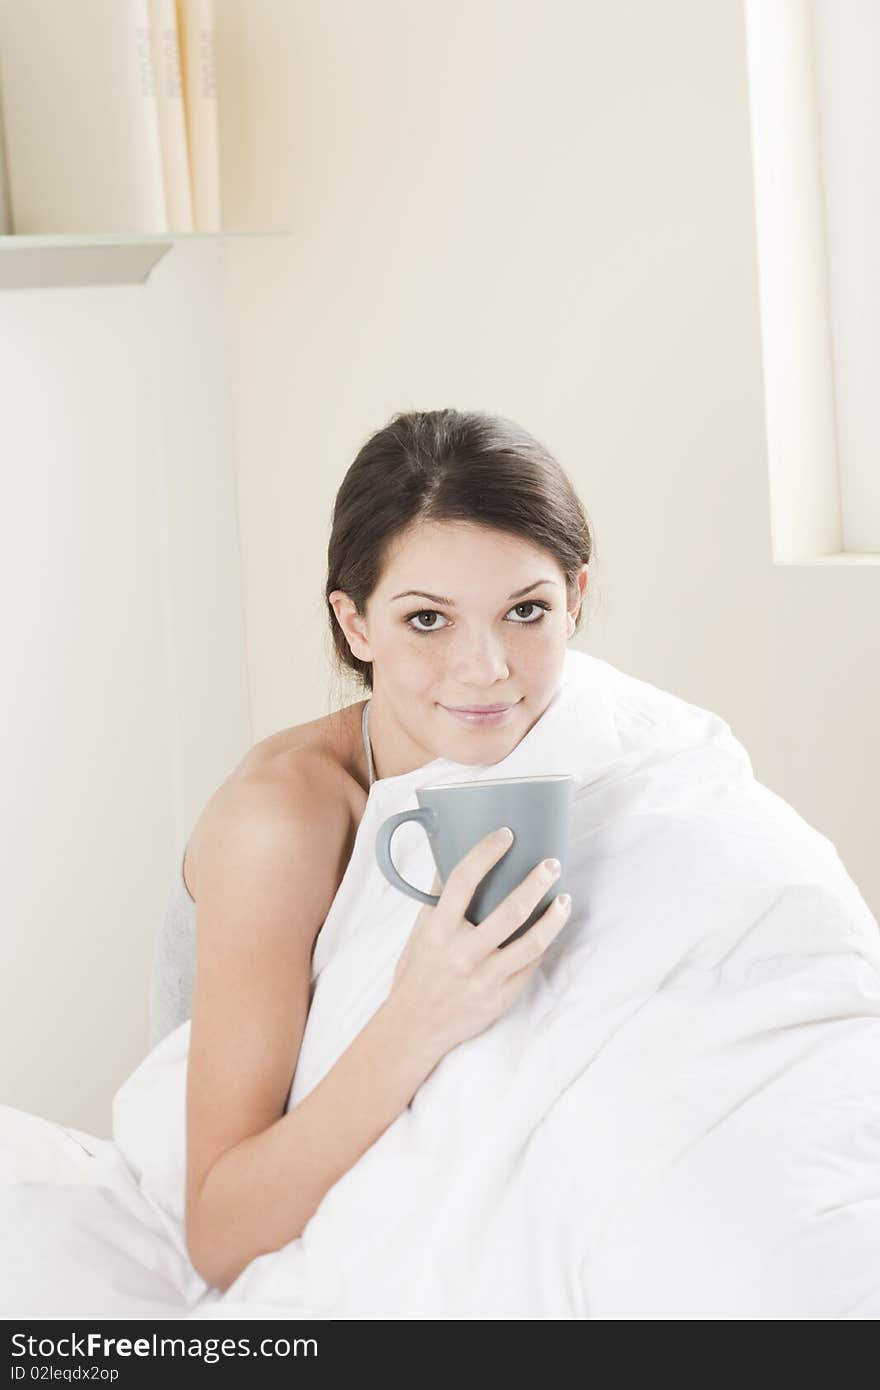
xmin=325 ymin=408 xmax=597 ymax=696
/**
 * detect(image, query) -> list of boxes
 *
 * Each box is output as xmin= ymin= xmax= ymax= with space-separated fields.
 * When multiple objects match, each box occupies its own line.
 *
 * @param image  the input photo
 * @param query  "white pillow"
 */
xmin=0 ymin=1104 xmax=114 ymax=1186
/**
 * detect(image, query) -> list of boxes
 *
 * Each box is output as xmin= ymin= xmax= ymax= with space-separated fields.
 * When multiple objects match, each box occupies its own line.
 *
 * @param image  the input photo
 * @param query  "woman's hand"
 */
xmin=389 ymin=828 xmax=571 ymax=1060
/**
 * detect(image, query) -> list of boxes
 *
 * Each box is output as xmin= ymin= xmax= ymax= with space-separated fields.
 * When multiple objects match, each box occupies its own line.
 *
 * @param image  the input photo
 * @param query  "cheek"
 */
xmin=391 ymin=631 xmax=443 ymax=684
xmin=522 ymin=623 xmax=560 ymax=659
xmin=519 ymin=630 xmax=566 ymax=688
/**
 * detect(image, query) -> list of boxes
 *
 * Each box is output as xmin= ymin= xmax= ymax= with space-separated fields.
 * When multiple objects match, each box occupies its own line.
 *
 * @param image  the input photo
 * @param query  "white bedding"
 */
xmin=0 ymin=1106 xmax=114 ymax=1186
xmin=2 ymin=648 xmax=879 ymax=1320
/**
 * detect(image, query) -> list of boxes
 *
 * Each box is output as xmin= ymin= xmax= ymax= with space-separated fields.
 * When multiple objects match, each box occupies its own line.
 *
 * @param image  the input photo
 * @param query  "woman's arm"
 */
xmin=183 ymin=759 xmax=441 ymax=1294
xmin=191 ymin=992 xmax=440 ymax=1293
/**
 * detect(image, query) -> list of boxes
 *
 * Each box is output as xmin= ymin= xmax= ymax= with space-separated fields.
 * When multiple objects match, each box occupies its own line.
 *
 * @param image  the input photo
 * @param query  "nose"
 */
xmin=451 ymin=632 xmax=510 ymax=686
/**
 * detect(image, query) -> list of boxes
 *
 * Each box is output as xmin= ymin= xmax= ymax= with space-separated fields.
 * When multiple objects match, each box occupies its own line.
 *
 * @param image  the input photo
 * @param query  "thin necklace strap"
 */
xmin=361 ymin=698 xmax=375 ymax=787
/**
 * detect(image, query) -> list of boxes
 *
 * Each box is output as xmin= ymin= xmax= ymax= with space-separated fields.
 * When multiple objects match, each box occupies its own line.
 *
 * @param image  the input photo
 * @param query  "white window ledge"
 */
xmin=778 ymin=553 xmax=880 ymax=566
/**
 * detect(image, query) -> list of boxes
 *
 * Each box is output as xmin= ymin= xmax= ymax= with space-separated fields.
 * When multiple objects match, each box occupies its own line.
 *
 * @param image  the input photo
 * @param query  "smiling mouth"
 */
xmin=439 ymin=700 xmax=522 ymax=725
xmin=442 ymin=697 xmax=521 ymax=712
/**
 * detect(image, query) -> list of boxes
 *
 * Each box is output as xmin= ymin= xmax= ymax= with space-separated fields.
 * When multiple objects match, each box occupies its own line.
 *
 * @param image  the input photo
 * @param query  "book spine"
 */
xmin=130 ymin=0 xmax=170 ymax=233
xmin=177 ymin=0 xmax=222 ymax=232
xmin=149 ymin=0 xmax=194 ymax=232
xmin=0 ymin=0 xmax=168 ymax=233
xmin=0 ymin=72 xmax=12 ymax=234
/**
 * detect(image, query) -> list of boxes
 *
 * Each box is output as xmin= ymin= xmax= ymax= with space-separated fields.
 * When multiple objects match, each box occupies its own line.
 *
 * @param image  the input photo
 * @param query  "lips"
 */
xmin=440 ymin=700 xmax=521 ymax=726
xmin=446 ymin=703 xmax=514 ymax=714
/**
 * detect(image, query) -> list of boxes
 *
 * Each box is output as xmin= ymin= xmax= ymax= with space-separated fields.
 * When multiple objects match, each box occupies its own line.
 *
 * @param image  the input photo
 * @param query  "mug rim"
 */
xmin=418 ymin=773 xmax=575 ymax=791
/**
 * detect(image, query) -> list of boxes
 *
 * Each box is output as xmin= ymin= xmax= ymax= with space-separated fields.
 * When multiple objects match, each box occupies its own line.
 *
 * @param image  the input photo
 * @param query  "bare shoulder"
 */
xmin=209 ymin=746 xmax=351 ymax=908
xmin=184 ymin=703 xmax=367 ymax=904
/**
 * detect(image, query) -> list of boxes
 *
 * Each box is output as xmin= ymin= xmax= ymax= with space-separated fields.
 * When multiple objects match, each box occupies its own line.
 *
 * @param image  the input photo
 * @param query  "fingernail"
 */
xmin=543 ymin=857 xmax=561 ymax=874
xmin=557 ymin=893 xmax=571 ymax=910
xmin=496 ymin=826 xmax=514 ymax=844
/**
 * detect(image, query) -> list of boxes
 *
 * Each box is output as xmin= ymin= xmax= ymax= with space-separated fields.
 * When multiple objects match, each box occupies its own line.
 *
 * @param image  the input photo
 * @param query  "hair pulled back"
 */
xmin=325 ymin=408 xmax=596 ymax=694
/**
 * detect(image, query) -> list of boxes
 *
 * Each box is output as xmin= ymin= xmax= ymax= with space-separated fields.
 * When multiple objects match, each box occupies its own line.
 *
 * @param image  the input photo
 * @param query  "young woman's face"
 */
xmin=335 ymin=521 xmax=587 ymax=768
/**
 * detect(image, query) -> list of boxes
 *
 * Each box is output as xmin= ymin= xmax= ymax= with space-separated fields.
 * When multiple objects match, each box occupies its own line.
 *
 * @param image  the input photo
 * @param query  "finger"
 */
xmin=439 ymin=827 xmax=515 ymax=924
xmin=491 ymin=891 xmax=571 ymax=971
xmin=475 ymin=857 xmax=564 ymax=957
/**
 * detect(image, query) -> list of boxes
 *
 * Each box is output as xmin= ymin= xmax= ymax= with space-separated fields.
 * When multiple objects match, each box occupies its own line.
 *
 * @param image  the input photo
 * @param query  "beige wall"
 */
xmin=217 ymin=0 xmax=878 ymax=918
xmin=0 ymin=242 xmax=251 ymax=1136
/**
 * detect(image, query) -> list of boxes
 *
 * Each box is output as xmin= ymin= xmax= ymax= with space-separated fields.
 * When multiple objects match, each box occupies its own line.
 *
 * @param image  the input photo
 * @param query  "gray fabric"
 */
xmin=148 ymin=702 xmax=375 ymax=1050
xmin=148 ymin=847 xmax=197 ymax=1050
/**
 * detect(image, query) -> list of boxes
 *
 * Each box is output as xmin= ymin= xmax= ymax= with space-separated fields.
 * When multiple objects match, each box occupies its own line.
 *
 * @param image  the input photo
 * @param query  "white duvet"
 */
xmin=2 ymin=648 xmax=879 ymax=1320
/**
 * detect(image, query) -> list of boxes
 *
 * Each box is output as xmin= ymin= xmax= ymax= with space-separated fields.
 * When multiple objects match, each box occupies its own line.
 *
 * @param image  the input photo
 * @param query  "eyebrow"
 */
xmin=390 ymin=578 xmax=558 ymax=606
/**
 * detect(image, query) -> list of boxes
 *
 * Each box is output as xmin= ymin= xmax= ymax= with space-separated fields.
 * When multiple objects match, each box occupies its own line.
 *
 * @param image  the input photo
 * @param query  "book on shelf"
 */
xmin=0 ymin=47 xmax=11 ymax=234
xmin=176 ymin=0 xmax=221 ymax=233
xmin=0 ymin=0 xmax=221 ymax=236
xmin=150 ymin=0 xmax=193 ymax=233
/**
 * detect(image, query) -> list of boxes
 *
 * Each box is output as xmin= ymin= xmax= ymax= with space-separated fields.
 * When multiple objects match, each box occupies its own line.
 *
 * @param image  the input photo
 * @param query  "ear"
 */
xmin=328 ymin=590 xmax=374 ymax=664
xmin=567 ymin=564 xmax=589 ymax=633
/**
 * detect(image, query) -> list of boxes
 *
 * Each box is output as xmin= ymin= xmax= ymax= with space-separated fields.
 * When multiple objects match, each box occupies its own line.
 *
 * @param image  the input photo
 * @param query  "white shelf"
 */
xmin=0 ymin=231 xmax=292 ymax=290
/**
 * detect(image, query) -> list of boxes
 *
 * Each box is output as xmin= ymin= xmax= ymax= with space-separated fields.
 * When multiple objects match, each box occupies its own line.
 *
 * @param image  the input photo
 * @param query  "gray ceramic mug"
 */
xmin=375 ymin=774 xmax=575 ymax=947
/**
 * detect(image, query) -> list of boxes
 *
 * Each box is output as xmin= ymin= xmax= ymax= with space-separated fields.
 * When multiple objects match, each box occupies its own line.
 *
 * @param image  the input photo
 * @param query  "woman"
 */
xmin=4 ymin=409 xmax=878 ymax=1320
xmin=181 ymin=407 xmax=591 ymax=1292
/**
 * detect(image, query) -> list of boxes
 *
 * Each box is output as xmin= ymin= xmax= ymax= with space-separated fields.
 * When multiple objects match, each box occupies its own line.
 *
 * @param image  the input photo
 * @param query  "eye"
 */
xmin=404 ymin=601 xmax=551 ymax=635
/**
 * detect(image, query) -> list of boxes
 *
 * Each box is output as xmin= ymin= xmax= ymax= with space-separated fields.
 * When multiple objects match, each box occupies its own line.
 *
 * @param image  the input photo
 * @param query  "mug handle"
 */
xmin=375 ymin=807 xmax=441 ymax=906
